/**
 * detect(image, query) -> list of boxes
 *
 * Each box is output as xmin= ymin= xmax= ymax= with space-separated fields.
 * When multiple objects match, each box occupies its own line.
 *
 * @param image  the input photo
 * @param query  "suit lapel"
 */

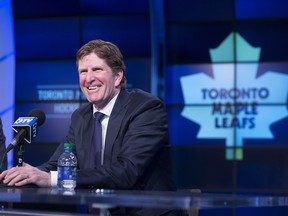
xmin=78 ymin=104 xmax=95 ymax=169
xmin=104 ymin=90 xmax=130 ymax=164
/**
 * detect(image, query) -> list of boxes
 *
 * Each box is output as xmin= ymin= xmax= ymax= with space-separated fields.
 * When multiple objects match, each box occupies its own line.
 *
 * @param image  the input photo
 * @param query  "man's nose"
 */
xmin=86 ymin=71 xmax=95 ymax=82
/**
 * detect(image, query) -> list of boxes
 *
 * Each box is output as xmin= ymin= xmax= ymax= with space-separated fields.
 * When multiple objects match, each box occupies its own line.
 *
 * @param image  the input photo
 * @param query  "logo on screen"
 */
xmin=180 ymin=32 xmax=288 ymax=160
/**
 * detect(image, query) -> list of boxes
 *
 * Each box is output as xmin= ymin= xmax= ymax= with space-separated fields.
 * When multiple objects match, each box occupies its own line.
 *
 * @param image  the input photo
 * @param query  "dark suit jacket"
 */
xmin=38 ymin=89 xmax=180 ymax=215
xmin=0 ymin=118 xmax=7 ymax=171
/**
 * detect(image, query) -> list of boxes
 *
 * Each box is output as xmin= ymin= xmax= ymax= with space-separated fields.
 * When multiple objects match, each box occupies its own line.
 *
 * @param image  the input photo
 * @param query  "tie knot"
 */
xmin=95 ymin=112 xmax=105 ymax=123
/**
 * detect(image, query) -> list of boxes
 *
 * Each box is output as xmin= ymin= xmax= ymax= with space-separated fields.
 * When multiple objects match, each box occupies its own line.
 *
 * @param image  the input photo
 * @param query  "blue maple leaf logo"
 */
xmin=180 ymin=32 xmax=288 ymax=160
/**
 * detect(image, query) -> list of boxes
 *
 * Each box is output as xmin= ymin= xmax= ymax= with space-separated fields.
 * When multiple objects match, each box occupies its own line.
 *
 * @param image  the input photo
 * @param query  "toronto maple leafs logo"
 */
xmin=180 ymin=32 xmax=288 ymax=160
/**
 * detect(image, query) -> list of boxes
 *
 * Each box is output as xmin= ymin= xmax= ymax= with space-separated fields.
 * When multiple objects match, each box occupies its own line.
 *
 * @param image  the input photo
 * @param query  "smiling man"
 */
xmin=0 ymin=40 xmax=181 ymax=215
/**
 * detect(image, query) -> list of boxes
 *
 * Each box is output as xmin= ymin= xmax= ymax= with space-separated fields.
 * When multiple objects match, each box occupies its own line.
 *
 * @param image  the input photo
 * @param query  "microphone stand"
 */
xmin=17 ymin=141 xmax=25 ymax=167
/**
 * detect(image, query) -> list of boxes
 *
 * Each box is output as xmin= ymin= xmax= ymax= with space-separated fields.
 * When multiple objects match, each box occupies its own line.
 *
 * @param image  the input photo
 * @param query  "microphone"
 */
xmin=6 ymin=109 xmax=46 ymax=153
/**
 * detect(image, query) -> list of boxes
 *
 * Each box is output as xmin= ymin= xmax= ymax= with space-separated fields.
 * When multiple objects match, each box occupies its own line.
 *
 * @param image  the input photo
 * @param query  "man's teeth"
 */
xmin=88 ymin=86 xmax=98 ymax=90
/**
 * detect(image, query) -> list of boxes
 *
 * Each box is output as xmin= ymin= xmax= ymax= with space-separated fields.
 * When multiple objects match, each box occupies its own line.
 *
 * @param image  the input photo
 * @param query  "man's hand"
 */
xmin=0 ymin=162 xmax=51 ymax=187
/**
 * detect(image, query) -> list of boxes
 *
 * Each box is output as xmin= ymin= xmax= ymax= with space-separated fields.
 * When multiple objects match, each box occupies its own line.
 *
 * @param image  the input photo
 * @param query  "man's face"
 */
xmin=78 ymin=52 xmax=123 ymax=110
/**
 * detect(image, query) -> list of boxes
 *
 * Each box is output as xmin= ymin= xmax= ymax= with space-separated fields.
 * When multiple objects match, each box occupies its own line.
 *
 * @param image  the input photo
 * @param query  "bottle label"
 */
xmin=58 ymin=166 xmax=77 ymax=181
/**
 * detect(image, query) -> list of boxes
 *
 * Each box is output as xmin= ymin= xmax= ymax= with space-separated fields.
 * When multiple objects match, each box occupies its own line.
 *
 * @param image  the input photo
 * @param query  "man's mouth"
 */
xmin=87 ymin=84 xmax=101 ymax=91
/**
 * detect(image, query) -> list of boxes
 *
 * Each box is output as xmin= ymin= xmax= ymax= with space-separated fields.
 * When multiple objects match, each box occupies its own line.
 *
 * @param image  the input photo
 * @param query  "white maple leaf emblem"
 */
xmin=180 ymin=32 xmax=288 ymax=159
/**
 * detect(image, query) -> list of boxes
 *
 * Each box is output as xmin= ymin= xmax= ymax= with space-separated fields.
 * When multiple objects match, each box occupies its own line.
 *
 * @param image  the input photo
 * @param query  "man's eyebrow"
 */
xmin=78 ymin=68 xmax=88 ymax=73
xmin=91 ymin=66 xmax=103 ymax=70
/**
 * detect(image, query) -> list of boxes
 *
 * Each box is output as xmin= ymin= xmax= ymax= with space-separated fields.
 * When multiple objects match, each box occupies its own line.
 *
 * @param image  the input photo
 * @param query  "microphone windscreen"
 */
xmin=28 ymin=109 xmax=46 ymax=126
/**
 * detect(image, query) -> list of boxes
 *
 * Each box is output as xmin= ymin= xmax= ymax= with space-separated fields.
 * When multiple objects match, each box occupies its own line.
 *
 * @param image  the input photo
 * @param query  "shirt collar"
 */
xmin=93 ymin=91 xmax=120 ymax=117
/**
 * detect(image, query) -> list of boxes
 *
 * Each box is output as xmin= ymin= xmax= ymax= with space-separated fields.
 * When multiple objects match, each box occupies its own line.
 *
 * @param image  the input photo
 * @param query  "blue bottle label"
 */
xmin=58 ymin=166 xmax=77 ymax=181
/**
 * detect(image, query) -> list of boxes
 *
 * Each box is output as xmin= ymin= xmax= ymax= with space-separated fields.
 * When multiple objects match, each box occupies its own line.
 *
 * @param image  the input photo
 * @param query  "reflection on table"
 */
xmin=1 ymin=186 xmax=288 ymax=215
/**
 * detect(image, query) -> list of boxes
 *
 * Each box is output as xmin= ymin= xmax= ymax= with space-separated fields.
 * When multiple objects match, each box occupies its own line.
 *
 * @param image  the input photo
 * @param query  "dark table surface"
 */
xmin=1 ymin=186 xmax=288 ymax=211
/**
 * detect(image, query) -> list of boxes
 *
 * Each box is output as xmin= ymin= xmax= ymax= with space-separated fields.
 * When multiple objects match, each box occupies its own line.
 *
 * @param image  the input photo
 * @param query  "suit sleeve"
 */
xmin=0 ymin=118 xmax=7 ymax=170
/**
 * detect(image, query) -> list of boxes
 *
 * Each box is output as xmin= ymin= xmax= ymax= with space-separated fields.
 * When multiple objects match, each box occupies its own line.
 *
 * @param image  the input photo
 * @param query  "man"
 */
xmin=0 ymin=40 xmax=180 ymax=215
xmin=0 ymin=117 xmax=7 ymax=171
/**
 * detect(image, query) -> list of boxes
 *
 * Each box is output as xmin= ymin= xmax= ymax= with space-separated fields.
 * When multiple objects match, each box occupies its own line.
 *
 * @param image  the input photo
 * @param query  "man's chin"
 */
xmin=90 ymin=99 xmax=107 ymax=110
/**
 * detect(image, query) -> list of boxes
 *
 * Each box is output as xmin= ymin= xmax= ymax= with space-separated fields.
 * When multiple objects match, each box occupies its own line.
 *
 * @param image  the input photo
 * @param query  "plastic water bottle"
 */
xmin=57 ymin=143 xmax=77 ymax=190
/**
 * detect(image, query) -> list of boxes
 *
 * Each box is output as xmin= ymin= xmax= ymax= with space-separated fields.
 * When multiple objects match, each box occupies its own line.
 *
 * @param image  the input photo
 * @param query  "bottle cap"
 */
xmin=64 ymin=143 xmax=74 ymax=150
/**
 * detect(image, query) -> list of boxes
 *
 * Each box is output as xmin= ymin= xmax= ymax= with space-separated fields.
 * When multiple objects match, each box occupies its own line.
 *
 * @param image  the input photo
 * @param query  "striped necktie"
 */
xmin=92 ymin=112 xmax=105 ymax=167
